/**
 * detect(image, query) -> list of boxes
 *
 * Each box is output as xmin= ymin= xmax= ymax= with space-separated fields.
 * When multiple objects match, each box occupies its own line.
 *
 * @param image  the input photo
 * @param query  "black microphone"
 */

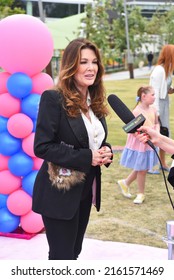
xmin=107 ymin=94 xmax=155 ymax=149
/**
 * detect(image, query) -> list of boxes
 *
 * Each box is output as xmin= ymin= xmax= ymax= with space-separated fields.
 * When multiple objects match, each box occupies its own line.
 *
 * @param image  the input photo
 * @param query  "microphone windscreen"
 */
xmin=107 ymin=94 xmax=134 ymax=124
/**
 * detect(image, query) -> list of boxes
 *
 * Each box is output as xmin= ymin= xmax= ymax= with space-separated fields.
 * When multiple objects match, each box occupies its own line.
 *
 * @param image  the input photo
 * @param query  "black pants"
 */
xmin=42 ymin=190 xmax=92 ymax=260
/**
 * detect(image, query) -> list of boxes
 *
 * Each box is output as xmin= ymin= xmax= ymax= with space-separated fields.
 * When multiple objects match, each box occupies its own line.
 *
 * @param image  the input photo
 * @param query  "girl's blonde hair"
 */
xmin=135 ymin=85 xmax=153 ymax=108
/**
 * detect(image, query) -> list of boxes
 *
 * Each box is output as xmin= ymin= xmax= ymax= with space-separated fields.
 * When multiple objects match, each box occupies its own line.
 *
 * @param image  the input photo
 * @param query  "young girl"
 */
xmin=117 ymin=86 xmax=159 ymax=204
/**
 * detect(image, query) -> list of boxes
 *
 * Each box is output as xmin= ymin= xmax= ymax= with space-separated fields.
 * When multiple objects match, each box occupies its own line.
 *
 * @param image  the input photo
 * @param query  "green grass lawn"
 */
xmin=86 ymin=78 xmax=174 ymax=249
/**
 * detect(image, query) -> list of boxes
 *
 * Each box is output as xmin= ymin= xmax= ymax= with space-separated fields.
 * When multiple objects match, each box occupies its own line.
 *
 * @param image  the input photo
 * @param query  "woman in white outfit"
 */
xmin=149 ymin=44 xmax=174 ymax=172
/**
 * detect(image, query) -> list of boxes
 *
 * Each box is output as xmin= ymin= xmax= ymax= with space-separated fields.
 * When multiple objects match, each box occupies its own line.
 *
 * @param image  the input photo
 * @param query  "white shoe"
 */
xmin=133 ymin=193 xmax=145 ymax=204
xmin=117 ymin=180 xmax=132 ymax=198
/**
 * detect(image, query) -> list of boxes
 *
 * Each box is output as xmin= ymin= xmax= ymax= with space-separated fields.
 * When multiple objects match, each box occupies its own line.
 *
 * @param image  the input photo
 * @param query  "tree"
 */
xmin=79 ymin=0 xmax=147 ymax=70
xmin=145 ymin=9 xmax=167 ymax=49
xmin=0 ymin=0 xmax=25 ymax=19
xmin=128 ymin=6 xmax=147 ymax=51
xmin=144 ymin=5 xmax=174 ymax=51
xmin=112 ymin=1 xmax=147 ymax=53
xmin=79 ymin=0 xmax=115 ymax=65
xmin=110 ymin=0 xmax=126 ymax=53
xmin=162 ymin=7 xmax=174 ymax=44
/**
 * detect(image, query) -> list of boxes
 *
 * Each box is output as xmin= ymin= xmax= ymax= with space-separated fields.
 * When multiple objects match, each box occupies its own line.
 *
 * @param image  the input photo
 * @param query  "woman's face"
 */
xmin=74 ymin=48 xmax=98 ymax=94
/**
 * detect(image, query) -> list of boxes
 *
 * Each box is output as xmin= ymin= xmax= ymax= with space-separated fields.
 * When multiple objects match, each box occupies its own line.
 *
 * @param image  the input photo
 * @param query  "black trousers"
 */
xmin=42 ymin=190 xmax=92 ymax=260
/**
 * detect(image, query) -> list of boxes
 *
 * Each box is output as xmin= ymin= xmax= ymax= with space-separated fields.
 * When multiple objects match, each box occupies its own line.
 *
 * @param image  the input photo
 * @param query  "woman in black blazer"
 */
xmin=32 ymin=38 xmax=113 ymax=260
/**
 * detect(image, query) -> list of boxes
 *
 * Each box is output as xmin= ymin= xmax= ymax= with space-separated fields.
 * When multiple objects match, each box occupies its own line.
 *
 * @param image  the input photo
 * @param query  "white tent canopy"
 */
xmin=46 ymin=12 xmax=86 ymax=50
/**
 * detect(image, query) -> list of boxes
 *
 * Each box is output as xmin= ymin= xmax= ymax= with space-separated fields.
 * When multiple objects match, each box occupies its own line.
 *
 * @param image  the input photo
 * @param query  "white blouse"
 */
xmin=81 ymin=94 xmax=105 ymax=150
xmin=149 ymin=65 xmax=171 ymax=115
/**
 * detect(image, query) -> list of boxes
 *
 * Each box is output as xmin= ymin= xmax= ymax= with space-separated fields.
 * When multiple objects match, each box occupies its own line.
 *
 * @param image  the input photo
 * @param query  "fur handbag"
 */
xmin=47 ymin=162 xmax=86 ymax=191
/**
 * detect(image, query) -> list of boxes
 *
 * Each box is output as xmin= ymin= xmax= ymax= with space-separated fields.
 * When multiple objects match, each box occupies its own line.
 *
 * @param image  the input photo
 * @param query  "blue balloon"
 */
xmin=0 ymin=194 xmax=8 ymax=209
xmin=0 ymin=207 xmax=20 ymax=233
xmin=0 ymin=116 xmax=8 ymax=133
xmin=8 ymin=151 xmax=33 ymax=177
xmin=32 ymin=118 xmax=37 ymax=132
xmin=0 ymin=131 xmax=21 ymax=156
xmin=22 ymin=170 xmax=38 ymax=196
xmin=7 ymin=72 xmax=32 ymax=99
xmin=21 ymin=93 xmax=41 ymax=119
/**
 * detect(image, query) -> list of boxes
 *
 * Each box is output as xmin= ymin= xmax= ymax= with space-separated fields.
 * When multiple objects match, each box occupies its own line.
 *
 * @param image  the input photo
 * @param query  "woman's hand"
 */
xmin=168 ymin=87 xmax=174 ymax=94
xmin=91 ymin=146 xmax=113 ymax=166
xmin=135 ymin=126 xmax=174 ymax=155
xmin=135 ymin=126 xmax=160 ymax=145
xmin=99 ymin=146 xmax=113 ymax=165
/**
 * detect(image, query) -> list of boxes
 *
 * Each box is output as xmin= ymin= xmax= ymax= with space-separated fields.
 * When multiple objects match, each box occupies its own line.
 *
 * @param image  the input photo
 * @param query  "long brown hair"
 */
xmin=157 ymin=44 xmax=174 ymax=77
xmin=54 ymin=38 xmax=108 ymax=118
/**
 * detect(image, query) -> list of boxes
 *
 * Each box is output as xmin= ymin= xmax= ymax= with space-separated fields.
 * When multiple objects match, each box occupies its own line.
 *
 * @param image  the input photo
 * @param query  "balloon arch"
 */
xmin=0 ymin=14 xmax=54 ymax=235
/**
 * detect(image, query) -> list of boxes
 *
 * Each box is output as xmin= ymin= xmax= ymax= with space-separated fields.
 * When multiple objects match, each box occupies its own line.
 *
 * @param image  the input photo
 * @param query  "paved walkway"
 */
xmin=0 ymin=233 xmax=168 ymax=260
xmin=104 ymin=65 xmax=153 ymax=81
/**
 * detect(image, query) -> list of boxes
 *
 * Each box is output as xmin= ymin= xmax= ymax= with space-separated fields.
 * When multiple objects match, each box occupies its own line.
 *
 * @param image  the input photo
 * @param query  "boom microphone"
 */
xmin=107 ymin=94 xmax=154 ymax=149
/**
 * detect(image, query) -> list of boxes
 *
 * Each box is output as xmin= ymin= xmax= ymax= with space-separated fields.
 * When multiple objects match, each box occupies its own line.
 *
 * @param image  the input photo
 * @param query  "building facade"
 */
xmin=22 ymin=0 xmax=92 ymax=18
xmin=22 ymin=1 xmax=174 ymax=20
xmin=127 ymin=0 xmax=174 ymax=18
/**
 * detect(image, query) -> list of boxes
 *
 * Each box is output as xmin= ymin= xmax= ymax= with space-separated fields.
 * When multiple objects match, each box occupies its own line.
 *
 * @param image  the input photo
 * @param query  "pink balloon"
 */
xmin=0 ymin=170 xmax=21 ymax=194
xmin=0 ymin=14 xmax=54 ymax=76
xmin=7 ymin=113 xmax=33 ymax=138
xmin=0 ymin=154 xmax=9 ymax=171
xmin=7 ymin=189 xmax=32 ymax=216
xmin=0 ymin=93 xmax=20 ymax=118
xmin=32 ymin=72 xmax=54 ymax=95
xmin=33 ymin=157 xmax=44 ymax=170
xmin=0 ymin=72 xmax=10 ymax=94
xmin=20 ymin=210 xmax=44 ymax=233
xmin=22 ymin=132 xmax=35 ymax=157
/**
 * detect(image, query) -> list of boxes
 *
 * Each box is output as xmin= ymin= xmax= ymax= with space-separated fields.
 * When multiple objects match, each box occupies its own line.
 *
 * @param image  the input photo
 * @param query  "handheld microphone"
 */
xmin=107 ymin=94 xmax=155 ymax=149
xmin=123 ymin=114 xmax=146 ymax=133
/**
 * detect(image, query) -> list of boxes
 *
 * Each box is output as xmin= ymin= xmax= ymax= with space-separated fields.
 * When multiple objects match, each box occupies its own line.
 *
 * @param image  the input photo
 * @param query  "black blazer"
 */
xmin=32 ymin=90 xmax=111 ymax=220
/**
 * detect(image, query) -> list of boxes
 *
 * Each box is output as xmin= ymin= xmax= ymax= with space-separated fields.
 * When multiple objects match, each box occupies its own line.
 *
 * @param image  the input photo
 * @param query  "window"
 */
xmin=32 ymin=2 xmax=85 ymax=18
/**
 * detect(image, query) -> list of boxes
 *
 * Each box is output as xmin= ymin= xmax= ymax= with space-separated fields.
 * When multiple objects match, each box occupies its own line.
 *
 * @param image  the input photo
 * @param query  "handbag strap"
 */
xmin=158 ymin=117 xmax=162 ymax=126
